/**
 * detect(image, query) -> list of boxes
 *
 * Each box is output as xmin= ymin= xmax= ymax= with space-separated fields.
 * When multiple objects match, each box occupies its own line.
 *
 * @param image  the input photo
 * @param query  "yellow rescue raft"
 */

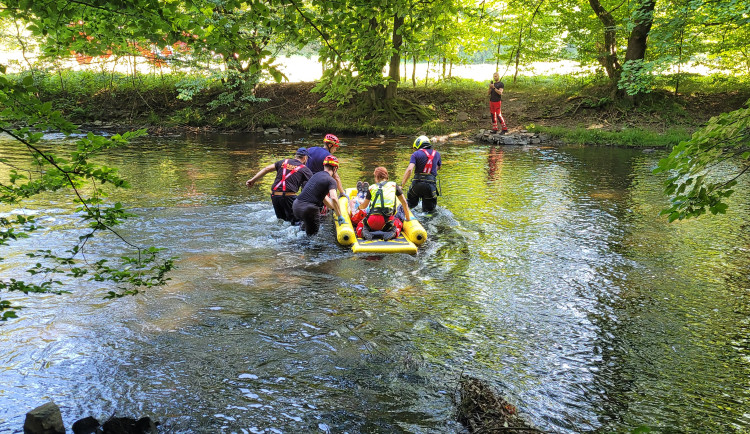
xmin=334 ymin=188 xmax=427 ymax=254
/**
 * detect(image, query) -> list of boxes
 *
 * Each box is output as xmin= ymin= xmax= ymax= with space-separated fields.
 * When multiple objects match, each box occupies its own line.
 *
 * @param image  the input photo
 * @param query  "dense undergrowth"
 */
xmin=8 ymin=69 xmax=750 ymax=146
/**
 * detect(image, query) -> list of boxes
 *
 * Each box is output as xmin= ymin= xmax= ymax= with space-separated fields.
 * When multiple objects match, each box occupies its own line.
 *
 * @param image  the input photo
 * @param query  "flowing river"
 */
xmin=1 ymin=132 xmax=749 ymax=433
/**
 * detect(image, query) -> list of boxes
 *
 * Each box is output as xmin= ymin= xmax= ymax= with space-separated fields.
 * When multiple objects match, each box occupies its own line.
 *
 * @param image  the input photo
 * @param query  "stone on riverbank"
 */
xmin=23 ymin=402 xmax=65 ymax=434
xmin=475 ymin=129 xmax=550 ymax=146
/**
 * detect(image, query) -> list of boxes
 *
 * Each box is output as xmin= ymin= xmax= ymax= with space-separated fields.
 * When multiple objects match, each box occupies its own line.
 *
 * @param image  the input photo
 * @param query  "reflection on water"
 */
xmin=1 ymin=134 xmax=750 ymax=432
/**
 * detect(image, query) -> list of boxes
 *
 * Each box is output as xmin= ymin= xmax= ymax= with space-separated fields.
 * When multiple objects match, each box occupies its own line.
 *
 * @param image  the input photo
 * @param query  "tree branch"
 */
xmin=719 ymin=162 xmax=750 ymax=189
xmin=285 ymin=0 xmax=342 ymax=59
xmin=0 ymin=127 xmax=140 ymax=249
xmin=607 ymin=0 xmax=627 ymax=14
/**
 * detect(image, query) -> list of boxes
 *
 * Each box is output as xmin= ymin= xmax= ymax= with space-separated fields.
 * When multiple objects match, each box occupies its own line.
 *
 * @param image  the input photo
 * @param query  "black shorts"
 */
xmin=292 ymin=200 xmax=322 ymax=236
xmin=407 ymin=178 xmax=438 ymax=212
xmin=271 ymin=194 xmax=297 ymax=223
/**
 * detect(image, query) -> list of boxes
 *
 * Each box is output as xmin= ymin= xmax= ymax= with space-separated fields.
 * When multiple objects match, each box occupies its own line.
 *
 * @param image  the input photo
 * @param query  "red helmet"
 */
xmin=323 ymin=155 xmax=339 ymax=168
xmin=323 ymin=133 xmax=340 ymax=148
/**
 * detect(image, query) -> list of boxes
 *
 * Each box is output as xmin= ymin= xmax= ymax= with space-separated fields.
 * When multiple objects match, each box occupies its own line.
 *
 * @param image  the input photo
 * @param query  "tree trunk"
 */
xmin=495 ymin=40 xmax=501 ymax=72
xmin=425 ymin=57 xmax=430 ymax=85
xmin=442 ymin=57 xmax=446 ymax=79
xmin=622 ymin=0 xmax=656 ymax=101
xmin=589 ymin=0 xmax=622 ymax=83
xmin=513 ymin=30 xmax=521 ymax=82
xmin=513 ymin=0 xmax=545 ymax=83
xmin=403 ymin=54 xmax=407 ymax=82
xmin=624 ymin=0 xmax=656 ymax=63
xmin=385 ymin=13 xmax=404 ymax=99
xmin=412 ymin=55 xmax=417 ymax=87
xmin=675 ymin=25 xmax=684 ymax=95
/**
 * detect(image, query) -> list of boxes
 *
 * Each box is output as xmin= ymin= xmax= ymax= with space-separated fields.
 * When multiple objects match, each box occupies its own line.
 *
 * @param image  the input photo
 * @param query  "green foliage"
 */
xmin=170 ymin=107 xmax=205 ymax=126
xmin=651 ymin=73 xmax=750 ymax=95
xmin=0 ymin=64 xmax=175 ymax=320
xmin=176 ymin=74 xmax=216 ymax=101
xmin=654 ymin=100 xmax=750 ymax=221
xmin=312 ymin=68 xmax=360 ymax=105
xmin=206 ymin=70 xmax=271 ymax=112
xmin=618 ymin=59 xmax=655 ymax=96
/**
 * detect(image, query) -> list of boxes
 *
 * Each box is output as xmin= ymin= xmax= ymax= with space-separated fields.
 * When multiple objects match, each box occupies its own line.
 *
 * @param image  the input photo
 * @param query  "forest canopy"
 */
xmin=0 ymin=0 xmax=748 ymax=101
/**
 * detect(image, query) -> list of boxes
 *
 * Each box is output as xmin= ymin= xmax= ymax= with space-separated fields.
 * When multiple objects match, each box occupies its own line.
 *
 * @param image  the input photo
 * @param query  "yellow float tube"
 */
xmin=334 ymin=193 xmax=356 ymax=246
xmin=402 ymin=210 xmax=427 ymax=246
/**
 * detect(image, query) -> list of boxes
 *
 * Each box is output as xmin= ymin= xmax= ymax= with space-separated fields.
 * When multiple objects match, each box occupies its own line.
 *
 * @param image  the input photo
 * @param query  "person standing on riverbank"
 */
xmin=307 ymin=133 xmax=346 ymax=196
xmin=489 ymin=72 xmax=508 ymax=134
xmin=400 ymin=135 xmax=442 ymax=213
xmin=246 ymin=147 xmax=314 ymax=225
xmin=293 ymin=155 xmax=346 ymax=236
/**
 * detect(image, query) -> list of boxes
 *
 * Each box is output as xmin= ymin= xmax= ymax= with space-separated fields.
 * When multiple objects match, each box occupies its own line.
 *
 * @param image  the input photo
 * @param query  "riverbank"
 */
xmin=25 ymin=70 xmax=750 ymax=147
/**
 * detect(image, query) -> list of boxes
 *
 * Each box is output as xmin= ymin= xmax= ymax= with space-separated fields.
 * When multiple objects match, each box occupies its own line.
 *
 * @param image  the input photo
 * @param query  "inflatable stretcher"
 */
xmin=334 ymin=188 xmax=427 ymax=254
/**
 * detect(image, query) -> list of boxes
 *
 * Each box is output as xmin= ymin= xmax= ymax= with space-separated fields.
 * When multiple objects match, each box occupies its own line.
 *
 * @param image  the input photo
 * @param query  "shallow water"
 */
xmin=1 ymin=133 xmax=749 ymax=433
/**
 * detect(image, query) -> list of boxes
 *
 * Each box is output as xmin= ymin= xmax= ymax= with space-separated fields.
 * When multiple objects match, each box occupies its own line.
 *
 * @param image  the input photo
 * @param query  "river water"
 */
xmin=1 ymin=132 xmax=749 ymax=433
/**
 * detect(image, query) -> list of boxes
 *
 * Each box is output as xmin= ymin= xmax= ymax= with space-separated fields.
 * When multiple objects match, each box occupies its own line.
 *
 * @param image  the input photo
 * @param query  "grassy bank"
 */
xmin=526 ymin=125 xmax=692 ymax=147
xmin=12 ymin=69 xmax=750 ymax=146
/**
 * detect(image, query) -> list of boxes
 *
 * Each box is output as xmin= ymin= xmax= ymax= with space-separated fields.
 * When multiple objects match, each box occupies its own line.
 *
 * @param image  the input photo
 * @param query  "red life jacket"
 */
xmin=273 ymin=159 xmax=305 ymax=192
xmin=420 ymin=149 xmax=437 ymax=174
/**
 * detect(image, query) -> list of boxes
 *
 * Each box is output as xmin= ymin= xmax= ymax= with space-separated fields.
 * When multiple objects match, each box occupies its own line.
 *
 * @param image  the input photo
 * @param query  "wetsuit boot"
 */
xmin=361 ymin=224 xmax=374 ymax=240
xmin=383 ymin=227 xmax=398 ymax=241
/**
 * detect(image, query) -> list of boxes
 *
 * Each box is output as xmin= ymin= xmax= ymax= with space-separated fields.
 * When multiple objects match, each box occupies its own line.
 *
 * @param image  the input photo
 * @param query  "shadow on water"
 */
xmin=2 ymin=133 xmax=750 ymax=433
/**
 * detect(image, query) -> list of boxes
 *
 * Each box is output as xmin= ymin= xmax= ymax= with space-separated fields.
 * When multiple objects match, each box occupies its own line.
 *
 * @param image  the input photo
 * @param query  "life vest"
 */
xmin=420 ymin=149 xmax=437 ymax=174
xmin=273 ymin=159 xmax=304 ymax=192
xmin=368 ymin=181 xmax=397 ymax=216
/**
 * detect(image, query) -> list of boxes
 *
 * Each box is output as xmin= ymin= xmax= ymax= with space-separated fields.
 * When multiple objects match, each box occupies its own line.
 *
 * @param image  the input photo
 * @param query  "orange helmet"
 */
xmin=323 ymin=155 xmax=339 ymax=168
xmin=323 ymin=133 xmax=340 ymax=148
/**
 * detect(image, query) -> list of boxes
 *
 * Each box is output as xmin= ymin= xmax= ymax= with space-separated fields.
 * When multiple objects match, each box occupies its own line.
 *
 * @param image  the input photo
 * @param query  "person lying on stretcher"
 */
xmin=349 ymin=167 xmax=411 ymax=241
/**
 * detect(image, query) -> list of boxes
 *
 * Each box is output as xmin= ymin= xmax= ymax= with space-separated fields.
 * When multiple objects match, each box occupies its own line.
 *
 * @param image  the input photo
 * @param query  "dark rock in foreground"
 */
xmin=24 ymin=402 xmax=65 ymax=434
xmin=72 ymin=416 xmax=100 ymax=434
xmin=102 ymin=416 xmax=158 ymax=434
xmin=23 ymin=401 xmax=157 ymax=434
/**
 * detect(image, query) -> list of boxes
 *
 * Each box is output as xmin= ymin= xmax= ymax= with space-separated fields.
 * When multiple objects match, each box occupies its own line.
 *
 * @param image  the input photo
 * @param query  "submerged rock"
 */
xmin=72 ymin=416 xmax=100 ymax=434
xmin=455 ymin=376 xmax=541 ymax=433
xmin=101 ymin=416 xmax=158 ymax=434
xmin=24 ymin=402 xmax=65 ymax=434
xmin=22 ymin=402 xmax=158 ymax=434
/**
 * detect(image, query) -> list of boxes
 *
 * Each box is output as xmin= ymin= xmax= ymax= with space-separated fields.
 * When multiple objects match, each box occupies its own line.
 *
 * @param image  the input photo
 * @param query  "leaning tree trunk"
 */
xmin=624 ymin=0 xmax=656 ymax=62
xmin=513 ymin=30 xmax=521 ymax=82
xmin=513 ymin=0 xmax=545 ymax=83
xmin=385 ymin=13 xmax=404 ymax=100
